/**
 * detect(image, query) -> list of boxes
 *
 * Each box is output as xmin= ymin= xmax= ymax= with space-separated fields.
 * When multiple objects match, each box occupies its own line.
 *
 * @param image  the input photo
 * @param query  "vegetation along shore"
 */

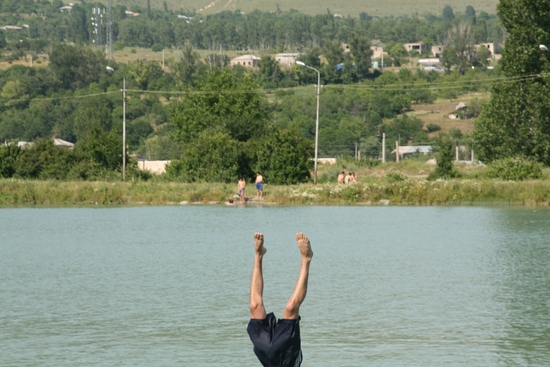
xmin=2 ymin=161 xmax=549 ymax=207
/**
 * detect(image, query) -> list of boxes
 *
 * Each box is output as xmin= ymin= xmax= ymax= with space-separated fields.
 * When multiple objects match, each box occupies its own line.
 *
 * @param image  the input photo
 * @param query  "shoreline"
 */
xmin=1 ymin=179 xmax=549 ymax=207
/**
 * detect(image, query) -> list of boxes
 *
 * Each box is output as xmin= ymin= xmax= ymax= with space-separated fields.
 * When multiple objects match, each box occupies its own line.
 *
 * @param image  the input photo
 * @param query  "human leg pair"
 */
xmin=249 ymin=232 xmax=313 ymax=319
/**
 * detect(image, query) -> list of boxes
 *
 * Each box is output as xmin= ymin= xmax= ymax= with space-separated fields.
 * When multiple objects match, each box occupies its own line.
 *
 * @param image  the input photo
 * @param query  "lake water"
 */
xmin=1 ymin=206 xmax=549 ymax=367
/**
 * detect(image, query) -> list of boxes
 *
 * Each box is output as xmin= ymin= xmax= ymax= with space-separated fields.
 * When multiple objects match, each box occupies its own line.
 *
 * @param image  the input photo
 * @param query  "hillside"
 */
xmin=94 ymin=0 xmax=499 ymax=17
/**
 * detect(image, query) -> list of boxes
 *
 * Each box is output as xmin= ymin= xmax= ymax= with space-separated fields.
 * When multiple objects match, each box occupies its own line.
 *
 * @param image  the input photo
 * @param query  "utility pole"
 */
xmin=122 ymin=78 xmax=126 ymax=181
xmin=106 ymin=0 xmax=113 ymax=60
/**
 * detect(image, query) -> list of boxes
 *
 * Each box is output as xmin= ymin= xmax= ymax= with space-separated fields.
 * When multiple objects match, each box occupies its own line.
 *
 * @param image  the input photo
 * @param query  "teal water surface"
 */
xmin=1 ymin=206 xmax=549 ymax=366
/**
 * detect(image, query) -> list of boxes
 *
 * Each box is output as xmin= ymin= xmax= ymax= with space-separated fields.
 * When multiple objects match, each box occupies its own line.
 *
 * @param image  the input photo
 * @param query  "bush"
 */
xmin=485 ymin=157 xmax=543 ymax=181
xmin=428 ymin=137 xmax=461 ymax=180
xmin=151 ymin=44 xmax=164 ymax=52
xmin=114 ymin=41 xmax=125 ymax=51
xmin=426 ymin=123 xmax=441 ymax=133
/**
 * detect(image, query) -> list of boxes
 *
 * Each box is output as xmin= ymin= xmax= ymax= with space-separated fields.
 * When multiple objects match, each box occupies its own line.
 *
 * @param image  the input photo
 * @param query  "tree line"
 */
xmin=1 ymin=1 xmax=502 ymax=54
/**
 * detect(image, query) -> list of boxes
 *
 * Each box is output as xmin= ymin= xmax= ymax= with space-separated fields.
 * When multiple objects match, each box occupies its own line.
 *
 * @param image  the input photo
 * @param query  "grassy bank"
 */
xmin=1 ymin=176 xmax=549 ymax=207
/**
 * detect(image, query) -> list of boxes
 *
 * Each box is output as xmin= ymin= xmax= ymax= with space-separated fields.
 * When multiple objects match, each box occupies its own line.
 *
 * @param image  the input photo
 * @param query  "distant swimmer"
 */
xmin=247 ymin=232 xmax=313 ymax=367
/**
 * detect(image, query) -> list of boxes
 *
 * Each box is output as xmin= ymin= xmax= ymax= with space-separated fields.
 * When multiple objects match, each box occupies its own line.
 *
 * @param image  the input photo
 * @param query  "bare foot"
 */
xmin=296 ymin=232 xmax=313 ymax=260
xmin=254 ymin=232 xmax=266 ymax=256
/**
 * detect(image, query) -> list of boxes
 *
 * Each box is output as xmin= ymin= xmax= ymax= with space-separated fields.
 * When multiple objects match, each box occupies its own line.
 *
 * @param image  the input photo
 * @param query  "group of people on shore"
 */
xmin=231 ymin=172 xmax=263 ymax=205
xmin=337 ymin=171 xmax=358 ymax=184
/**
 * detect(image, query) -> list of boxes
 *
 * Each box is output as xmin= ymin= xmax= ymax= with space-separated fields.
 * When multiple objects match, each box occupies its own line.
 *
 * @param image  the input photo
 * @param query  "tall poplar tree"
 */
xmin=472 ymin=1 xmax=550 ymax=165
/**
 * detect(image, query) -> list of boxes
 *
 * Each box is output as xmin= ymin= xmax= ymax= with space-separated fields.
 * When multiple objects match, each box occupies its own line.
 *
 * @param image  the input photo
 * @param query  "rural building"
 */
xmin=418 ymin=58 xmax=441 ymax=71
xmin=230 ymin=55 xmax=260 ymax=68
xmin=431 ymin=45 xmax=444 ymax=58
xmin=53 ymin=138 xmax=74 ymax=149
xmin=476 ymin=43 xmax=495 ymax=56
xmin=370 ymin=46 xmax=386 ymax=60
xmin=391 ymin=145 xmax=432 ymax=159
xmin=275 ymin=53 xmax=299 ymax=67
xmin=404 ymin=42 xmax=427 ymax=54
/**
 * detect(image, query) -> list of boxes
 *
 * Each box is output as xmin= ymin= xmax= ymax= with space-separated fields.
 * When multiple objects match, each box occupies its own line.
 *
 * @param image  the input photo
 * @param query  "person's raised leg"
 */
xmin=283 ymin=232 xmax=314 ymax=320
xmin=250 ymin=232 xmax=267 ymax=319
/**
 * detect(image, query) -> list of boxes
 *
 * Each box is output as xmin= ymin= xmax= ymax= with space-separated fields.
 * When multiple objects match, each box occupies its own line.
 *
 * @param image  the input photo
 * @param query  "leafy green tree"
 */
xmin=258 ymin=55 xmax=283 ymax=88
xmin=349 ymin=33 xmax=373 ymax=80
xmin=172 ymin=44 xmax=200 ymax=87
xmin=49 ymin=44 xmax=106 ymax=90
xmin=474 ymin=45 xmax=492 ymax=68
xmin=14 ymin=138 xmax=77 ymax=180
xmin=128 ymin=59 xmax=164 ymax=90
xmin=170 ymin=68 xmax=271 ymax=182
xmin=254 ymin=128 xmax=313 ymax=184
xmin=443 ymin=23 xmax=475 ymax=74
xmin=472 ymin=0 xmax=550 ymax=165
xmin=76 ymin=127 xmax=124 ymax=172
xmin=428 ymin=136 xmax=460 ymax=180
xmin=442 ymin=5 xmax=455 ymax=21
xmin=0 ymin=144 xmax=22 ymax=178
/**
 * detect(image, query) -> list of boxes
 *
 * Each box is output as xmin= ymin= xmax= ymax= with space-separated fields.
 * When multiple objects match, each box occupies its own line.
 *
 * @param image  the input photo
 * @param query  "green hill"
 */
xmin=94 ymin=0 xmax=498 ymax=17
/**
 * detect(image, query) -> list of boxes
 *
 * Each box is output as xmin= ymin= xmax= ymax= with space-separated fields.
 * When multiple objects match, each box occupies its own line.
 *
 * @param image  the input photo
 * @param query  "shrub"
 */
xmin=428 ymin=137 xmax=461 ymax=180
xmin=114 ymin=41 xmax=125 ymax=51
xmin=151 ymin=44 xmax=164 ymax=52
xmin=485 ymin=157 xmax=543 ymax=181
xmin=426 ymin=123 xmax=441 ymax=133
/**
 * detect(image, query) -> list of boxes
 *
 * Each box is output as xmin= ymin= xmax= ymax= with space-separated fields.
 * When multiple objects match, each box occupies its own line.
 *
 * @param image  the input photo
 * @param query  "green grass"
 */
xmin=2 ymin=162 xmax=550 ymax=207
xmin=99 ymin=0 xmax=498 ymax=17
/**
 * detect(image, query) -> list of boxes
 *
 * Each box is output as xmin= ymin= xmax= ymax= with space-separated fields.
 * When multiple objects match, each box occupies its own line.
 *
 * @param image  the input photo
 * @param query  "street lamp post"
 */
xmin=296 ymin=61 xmax=320 ymax=184
xmin=122 ymin=78 xmax=126 ymax=181
xmin=106 ymin=66 xmax=126 ymax=181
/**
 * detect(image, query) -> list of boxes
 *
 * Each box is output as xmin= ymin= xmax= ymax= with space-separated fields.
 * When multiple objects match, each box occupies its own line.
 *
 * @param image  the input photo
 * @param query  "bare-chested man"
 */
xmin=337 ymin=171 xmax=345 ymax=184
xmin=247 ymin=232 xmax=313 ymax=367
xmin=238 ymin=178 xmax=246 ymax=204
xmin=255 ymin=173 xmax=264 ymax=199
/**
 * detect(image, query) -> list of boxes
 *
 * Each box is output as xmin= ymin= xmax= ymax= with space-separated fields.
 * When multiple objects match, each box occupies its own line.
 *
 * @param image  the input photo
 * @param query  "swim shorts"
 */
xmin=247 ymin=312 xmax=302 ymax=367
xmin=239 ymin=189 xmax=245 ymax=195
xmin=256 ymin=183 xmax=263 ymax=190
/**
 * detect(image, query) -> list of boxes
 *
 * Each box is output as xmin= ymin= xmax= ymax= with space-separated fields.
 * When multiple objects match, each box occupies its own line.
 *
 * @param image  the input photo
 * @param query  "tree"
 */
xmin=472 ymin=0 xmax=550 ymax=165
xmin=428 ymin=136 xmax=460 ymax=179
xmin=474 ymin=45 xmax=492 ymax=68
xmin=49 ymin=45 xmax=105 ymax=90
xmin=442 ymin=5 xmax=455 ymax=21
xmin=349 ymin=33 xmax=373 ymax=80
xmin=254 ymin=127 xmax=313 ymax=184
xmin=170 ymin=68 xmax=271 ymax=182
xmin=443 ymin=23 xmax=475 ymax=74
xmin=258 ymin=55 xmax=283 ymax=87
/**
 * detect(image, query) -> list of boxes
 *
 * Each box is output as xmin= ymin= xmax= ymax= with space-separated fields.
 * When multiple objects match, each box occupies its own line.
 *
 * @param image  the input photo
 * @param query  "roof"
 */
xmin=231 ymin=55 xmax=260 ymax=61
xmin=391 ymin=146 xmax=432 ymax=155
xmin=53 ymin=138 xmax=74 ymax=148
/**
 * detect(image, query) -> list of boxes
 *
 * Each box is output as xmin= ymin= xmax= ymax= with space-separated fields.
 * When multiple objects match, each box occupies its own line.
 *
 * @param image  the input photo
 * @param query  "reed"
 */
xmin=1 ymin=178 xmax=549 ymax=207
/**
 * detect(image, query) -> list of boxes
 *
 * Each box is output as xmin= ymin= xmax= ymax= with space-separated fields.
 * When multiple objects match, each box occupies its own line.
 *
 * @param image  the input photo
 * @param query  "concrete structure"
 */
xmin=476 ymin=43 xmax=495 ymax=56
xmin=404 ymin=42 xmax=427 ymax=54
xmin=370 ymin=46 xmax=386 ymax=60
xmin=137 ymin=160 xmax=170 ymax=174
xmin=431 ymin=45 xmax=444 ymax=58
xmin=53 ymin=138 xmax=74 ymax=149
xmin=230 ymin=55 xmax=260 ymax=68
xmin=275 ymin=53 xmax=299 ymax=67
xmin=391 ymin=145 xmax=432 ymax=159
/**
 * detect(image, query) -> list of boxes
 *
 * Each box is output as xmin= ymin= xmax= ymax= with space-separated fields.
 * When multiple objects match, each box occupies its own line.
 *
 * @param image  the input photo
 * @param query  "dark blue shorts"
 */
xmin=256 ymin=183 xmax=263 ymax=190
xmin=247 ymin=312 xmax=302 ymax=367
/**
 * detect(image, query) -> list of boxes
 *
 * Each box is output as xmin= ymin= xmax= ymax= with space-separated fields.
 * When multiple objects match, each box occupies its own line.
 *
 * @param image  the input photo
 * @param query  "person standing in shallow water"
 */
xmin=255 ymin=173 xmax=264 ymax=199
xmin=247 ymin=232 xmax=313 ymax=367
xmin=238 ymin=178 xmax=246 ymax=205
